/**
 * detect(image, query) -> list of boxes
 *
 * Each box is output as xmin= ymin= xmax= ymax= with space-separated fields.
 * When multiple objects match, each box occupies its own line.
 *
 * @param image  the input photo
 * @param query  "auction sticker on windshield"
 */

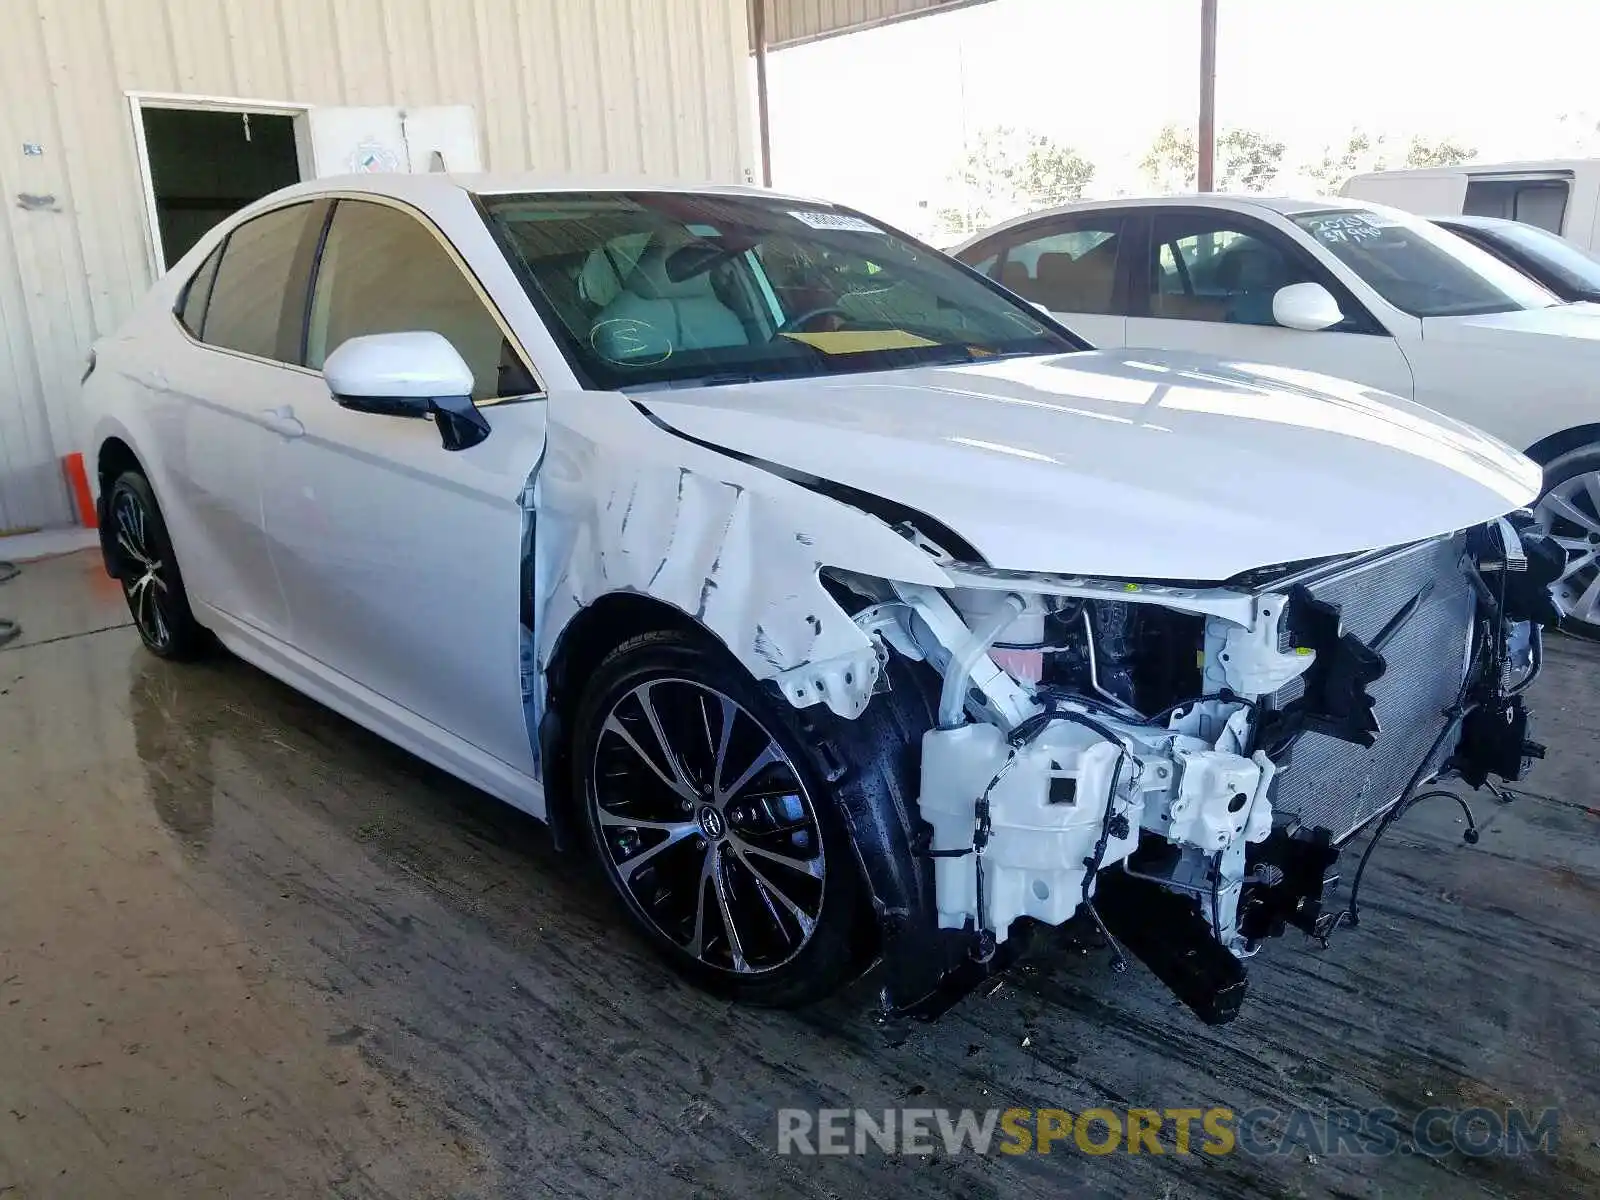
xmin=1305 ymin=213 xmax=1388 ymax=244
xmin=789 ymin=210 xmax=882 ymax=233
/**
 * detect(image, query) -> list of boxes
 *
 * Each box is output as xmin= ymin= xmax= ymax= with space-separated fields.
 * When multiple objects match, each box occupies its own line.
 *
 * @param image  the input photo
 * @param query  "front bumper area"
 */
xmin=858 ymin=514 xmax=1561 ymax=1025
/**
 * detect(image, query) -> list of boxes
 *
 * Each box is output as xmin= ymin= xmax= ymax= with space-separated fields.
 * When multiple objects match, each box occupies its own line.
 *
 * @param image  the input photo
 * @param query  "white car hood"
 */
xmin=1424 ymin=302 xmax=1600 ymax=347
xmin=634 ymin=350 xmax=1539 ymax=580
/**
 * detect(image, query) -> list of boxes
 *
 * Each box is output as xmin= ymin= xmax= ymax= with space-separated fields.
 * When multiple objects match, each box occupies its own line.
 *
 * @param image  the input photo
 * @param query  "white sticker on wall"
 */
xmin=349 ymin=138 xmax=403 ymax=173
xmin=788 ymin=210 xmax=880 ymax=233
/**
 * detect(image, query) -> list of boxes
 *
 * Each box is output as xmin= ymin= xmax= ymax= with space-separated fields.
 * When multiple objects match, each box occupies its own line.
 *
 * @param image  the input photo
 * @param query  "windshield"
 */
xmin=482 ymin=192 xmax=1078 ymax=389
xmin=1468 ymin=221 xmax=1600 ymax=295
xmin=1292 ymin=208 xmax=1560 ymax=317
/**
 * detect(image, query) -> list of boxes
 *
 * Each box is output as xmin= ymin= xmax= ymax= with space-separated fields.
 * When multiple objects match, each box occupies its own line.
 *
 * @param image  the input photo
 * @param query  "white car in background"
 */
xmin=955 ymin=196 xmax=1600 ymax=632
xmin=1341 ymin=158 xmax=1600 ymax=253
xmin=82 ymin=174 xmax=1555 ymax=1027
xmin=1431 ymin=215 xmax=1600 ymax=305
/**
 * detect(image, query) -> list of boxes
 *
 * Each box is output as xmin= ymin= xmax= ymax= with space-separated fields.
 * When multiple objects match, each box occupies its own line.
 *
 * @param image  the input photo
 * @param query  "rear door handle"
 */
xmin=258 ymin=406 xmax=305 ymax=438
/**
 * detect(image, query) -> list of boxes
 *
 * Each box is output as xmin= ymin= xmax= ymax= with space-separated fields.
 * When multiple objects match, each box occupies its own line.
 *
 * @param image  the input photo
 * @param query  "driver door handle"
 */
xmin=258 ymin=405 xmax=305 ymax=438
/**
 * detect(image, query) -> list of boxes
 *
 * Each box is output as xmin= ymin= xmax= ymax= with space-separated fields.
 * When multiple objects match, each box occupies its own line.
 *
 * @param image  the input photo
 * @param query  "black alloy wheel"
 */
xmin=109 ymin=471 xmax=207 ymax=659
xmin=574 ymin=631 xmax=861 ymax=1005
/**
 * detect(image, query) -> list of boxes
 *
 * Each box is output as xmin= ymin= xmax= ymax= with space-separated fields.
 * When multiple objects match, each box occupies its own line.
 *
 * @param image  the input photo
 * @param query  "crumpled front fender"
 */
xmin=530 ymin=392 xmax=953 ymax=733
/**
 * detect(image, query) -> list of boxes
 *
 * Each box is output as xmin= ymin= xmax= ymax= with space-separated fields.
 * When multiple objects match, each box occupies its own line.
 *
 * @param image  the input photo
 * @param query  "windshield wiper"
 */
xmin=626 ymin=371 xmax=792 ymax=391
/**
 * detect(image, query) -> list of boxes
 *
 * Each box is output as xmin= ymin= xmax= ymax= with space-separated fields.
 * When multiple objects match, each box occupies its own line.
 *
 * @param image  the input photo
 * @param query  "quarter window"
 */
xmin=306 ymin=200 xmax=533 ymax=401
xmin=202 ymin=203 xmax=319 ymax=361
xmin=177 ymin=242 xmax=223 ymax=338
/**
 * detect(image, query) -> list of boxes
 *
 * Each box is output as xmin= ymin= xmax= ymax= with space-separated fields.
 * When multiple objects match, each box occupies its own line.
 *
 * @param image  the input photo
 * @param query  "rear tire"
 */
xmin=107 ymin=471 xmax=208 ymax=660
xmin=571 ymin=629 xmax=869 ymax=1007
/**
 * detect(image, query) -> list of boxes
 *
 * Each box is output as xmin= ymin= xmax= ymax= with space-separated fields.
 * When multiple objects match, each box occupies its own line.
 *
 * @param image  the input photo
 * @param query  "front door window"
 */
xmin=1149 ymin=216 xmax=1313 ymax=328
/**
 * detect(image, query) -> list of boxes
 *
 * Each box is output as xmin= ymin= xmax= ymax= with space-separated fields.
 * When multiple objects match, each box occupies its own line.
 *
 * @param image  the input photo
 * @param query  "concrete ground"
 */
xmin=2 ymin=548 xmax=1597 ymax=1199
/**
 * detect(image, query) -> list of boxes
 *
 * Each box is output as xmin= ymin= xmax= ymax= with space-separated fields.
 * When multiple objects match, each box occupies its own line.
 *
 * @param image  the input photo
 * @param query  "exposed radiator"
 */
xmin=1266 ymin=535 xmax=1476 ymax=843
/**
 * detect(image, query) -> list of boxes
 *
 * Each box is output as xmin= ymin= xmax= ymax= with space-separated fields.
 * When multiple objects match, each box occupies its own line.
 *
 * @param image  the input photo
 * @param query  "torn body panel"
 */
xmin=529 ymin=391 xmax=951 ymax=740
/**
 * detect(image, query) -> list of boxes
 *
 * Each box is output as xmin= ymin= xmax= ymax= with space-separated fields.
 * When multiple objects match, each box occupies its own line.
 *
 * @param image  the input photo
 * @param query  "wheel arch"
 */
xmin=97 ymin=434 xmax=144 ymax=491
xmin=537 ymin=590 xmax=729 ymax=852
xmin=95 ymin=434 xmax=146 ymax=579
xmin=1523 ymin=424 xmax=1600 ymax=469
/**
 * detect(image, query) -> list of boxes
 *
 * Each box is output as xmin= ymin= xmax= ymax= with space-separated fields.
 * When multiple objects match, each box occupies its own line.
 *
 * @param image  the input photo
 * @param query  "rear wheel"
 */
xmin=572 ymin=630 xmax=862 ymax=1006
xmin=108 ymin=471 xmax=208 ymax=660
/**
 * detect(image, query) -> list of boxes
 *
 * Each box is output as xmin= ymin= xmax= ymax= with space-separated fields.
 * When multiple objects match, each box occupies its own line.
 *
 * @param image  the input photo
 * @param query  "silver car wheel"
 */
xmin=1534 ymin=469 xmax=1600 ymax=626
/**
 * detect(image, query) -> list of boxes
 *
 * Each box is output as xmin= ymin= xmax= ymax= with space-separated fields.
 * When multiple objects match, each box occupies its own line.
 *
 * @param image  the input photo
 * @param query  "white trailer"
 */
xmin=1343 ymin=159 xmax=1600 ymax=252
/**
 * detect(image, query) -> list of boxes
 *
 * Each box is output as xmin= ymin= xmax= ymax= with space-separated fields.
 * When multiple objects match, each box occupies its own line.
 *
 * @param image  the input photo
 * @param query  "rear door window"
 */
xmin=201 ymin=202 xmax=322 ymax=363
xmin=961 ymin=217 xmax=1128 ymax=314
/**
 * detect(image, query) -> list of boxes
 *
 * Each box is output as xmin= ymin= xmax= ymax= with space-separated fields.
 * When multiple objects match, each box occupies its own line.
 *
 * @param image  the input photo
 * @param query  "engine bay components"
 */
xmin=842 ymin=517 xmax=1559 ymax=1025
xmin=919 ymin=718 xmax=1143 ymax=938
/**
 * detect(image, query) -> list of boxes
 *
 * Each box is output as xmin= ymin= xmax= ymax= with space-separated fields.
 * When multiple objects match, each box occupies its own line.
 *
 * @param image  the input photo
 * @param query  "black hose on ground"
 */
xmin=1317 ymin=787 xmax=1480 ymax=944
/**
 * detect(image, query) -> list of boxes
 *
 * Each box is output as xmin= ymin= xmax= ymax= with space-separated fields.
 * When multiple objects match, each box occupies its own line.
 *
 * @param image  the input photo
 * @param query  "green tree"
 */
xmin=936 ymin=126 xmax=1095 ymax=238
xmin=1302 ymin=129 xmax=1390 ymax=194
xmin=1404 ymin=135 xmax=1476 ymax=168
xmin=1216 ymin=129 xmax=1286 ymax=191
xmin=1140 ymin=122 xmax=1197 ymax=192
xmin=1139 ymin=124 xmax=1284 ymax=193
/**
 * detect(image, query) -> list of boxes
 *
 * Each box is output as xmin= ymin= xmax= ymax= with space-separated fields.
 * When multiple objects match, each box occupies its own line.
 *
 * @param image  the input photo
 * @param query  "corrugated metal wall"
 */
xmin=764 ymin=0 xmax=990 ymax=49
xmin=0 ymin=0 xmax=755 ymax=531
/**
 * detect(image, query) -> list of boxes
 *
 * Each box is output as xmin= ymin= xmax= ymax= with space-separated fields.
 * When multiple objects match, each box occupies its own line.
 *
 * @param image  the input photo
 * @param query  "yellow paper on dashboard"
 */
xmin=779 ymin=329 xmax=938 ymax=354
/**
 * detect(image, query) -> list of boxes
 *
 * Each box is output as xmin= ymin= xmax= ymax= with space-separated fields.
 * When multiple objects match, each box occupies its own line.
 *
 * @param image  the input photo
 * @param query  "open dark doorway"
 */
xmin=141 ymin=107 xmax=302 ymax=268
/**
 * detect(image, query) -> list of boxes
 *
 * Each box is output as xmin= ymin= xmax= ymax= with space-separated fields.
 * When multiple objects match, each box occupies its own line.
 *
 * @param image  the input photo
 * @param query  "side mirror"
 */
xmin=322 ymin=331 xmax=489 ymax=451
xmin=1271 ymin=282 xmax=1344 ymax=332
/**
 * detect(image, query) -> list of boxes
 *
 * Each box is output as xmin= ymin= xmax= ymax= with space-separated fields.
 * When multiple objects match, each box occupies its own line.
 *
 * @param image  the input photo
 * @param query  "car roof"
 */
xmin=1347 ymin=158 xmax=1595 ymax=181
xmin=1431 ymin=214 xmax=1520 ymax=231
xmin=954 ymin=193 xmax=1378 ymax=248
xmin=263 ymin=171 xmax=830 ymax=208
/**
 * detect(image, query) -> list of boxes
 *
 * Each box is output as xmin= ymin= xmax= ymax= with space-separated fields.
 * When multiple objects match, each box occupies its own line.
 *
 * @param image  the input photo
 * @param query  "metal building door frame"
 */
xmin=125 ymin=91 xmax=315 ymax=278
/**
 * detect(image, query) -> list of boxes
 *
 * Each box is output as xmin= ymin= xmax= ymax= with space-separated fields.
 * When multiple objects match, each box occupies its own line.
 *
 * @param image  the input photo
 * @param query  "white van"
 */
xmin=1342 ymin=159 xmax=1600 ymax=252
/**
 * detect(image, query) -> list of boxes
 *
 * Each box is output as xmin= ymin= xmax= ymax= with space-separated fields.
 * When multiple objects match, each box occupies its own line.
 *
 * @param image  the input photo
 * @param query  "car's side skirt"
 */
xmin=200 ymin=605 xmax=547 ymax=820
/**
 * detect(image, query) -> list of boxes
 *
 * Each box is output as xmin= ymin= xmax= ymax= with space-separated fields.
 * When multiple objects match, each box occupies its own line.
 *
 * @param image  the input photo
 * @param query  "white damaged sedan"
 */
xmin=82 ymin=174 xmax=1560 ymax=1023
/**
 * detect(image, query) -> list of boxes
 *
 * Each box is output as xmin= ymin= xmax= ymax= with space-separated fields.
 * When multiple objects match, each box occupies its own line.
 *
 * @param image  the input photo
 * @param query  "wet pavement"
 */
xmin=2 ymin=549 xmax=1598 ymax=1199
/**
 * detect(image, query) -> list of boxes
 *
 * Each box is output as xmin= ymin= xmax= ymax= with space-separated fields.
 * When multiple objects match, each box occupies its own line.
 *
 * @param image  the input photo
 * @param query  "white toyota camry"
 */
xmin=955 ymin=195 xmax=1600 ymax=632
xmin=83 ymin=173 xmax=1557 ymax=1024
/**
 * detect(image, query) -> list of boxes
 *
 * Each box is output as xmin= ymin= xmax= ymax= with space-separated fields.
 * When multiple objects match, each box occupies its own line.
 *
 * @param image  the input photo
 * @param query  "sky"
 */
xmin=765 ymin=0 xmax=1600 ymax=238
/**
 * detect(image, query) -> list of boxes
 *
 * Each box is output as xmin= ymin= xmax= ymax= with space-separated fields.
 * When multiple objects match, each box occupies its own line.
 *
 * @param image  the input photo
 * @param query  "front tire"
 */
xmin=107 ymin=471 xmax=208 ymax=660
xmin=1534 ymin=444 xmax=1600 ymax=638
xmin=571 ymin=630 xmax=864 ymax=1006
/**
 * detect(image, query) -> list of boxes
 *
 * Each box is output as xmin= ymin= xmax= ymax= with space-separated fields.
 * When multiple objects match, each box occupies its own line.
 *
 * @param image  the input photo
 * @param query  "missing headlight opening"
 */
xmin=830 ymin=515 xmax=1560 ymax=1027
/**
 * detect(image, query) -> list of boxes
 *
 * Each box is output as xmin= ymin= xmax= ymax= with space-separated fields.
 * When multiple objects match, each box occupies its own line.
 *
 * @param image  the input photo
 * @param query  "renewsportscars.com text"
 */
xmin=776 ymin=1105 xmax=1560 ymax=1159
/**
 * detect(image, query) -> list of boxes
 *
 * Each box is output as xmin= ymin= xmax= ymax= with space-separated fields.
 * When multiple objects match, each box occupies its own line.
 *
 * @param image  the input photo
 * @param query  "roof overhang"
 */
xmin=758 ymin=0 xmax=994 ymax=51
